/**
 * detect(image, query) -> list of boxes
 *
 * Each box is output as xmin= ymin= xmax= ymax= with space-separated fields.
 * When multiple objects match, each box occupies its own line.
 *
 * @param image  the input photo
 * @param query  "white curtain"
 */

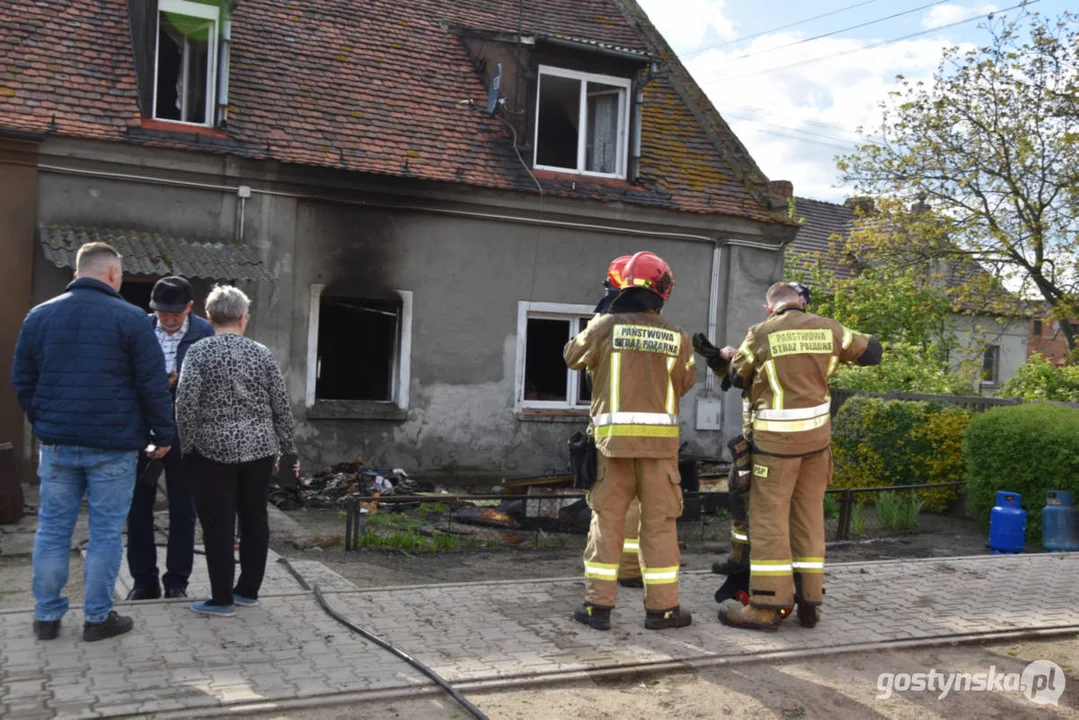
xmin=587 ymin=93 xmax=619 ymax=174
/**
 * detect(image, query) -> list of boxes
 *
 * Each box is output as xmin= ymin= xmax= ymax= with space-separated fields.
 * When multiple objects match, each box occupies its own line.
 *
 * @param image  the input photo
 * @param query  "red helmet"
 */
xmin=605 ymin=255 xmax=633 ymax=289
xmin=623 ymin=251 xmax=674 ymax=301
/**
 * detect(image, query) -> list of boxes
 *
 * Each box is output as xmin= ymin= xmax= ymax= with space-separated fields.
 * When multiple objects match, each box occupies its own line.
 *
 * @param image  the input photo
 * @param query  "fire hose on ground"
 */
xmin=275 ymin=557 xmax=489 ymax=720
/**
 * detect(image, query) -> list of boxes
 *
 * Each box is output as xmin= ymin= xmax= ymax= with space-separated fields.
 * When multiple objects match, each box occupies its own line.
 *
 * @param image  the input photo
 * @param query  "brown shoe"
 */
xmin=718 ymin=603 xmax=783 ymax=632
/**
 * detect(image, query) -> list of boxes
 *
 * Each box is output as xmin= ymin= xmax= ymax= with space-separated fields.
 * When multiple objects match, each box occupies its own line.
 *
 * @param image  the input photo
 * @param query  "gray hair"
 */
xmin=76 ymin=242 xmax=122 ymax=274
xmin=205 ymin=284 xmax=250 ymax=325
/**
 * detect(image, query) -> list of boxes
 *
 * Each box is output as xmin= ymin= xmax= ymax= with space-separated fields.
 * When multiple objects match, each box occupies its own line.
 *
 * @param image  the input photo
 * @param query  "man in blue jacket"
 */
xmin=126 ymin=276 xmax=214 ymax=601
xmin=11 ymin=242 xmax=175 ymax=642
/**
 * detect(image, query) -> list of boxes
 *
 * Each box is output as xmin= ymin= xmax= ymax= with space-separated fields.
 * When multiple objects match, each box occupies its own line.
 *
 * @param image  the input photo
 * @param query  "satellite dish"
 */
xmin=486 ymin=63 xmax=503 ymax=115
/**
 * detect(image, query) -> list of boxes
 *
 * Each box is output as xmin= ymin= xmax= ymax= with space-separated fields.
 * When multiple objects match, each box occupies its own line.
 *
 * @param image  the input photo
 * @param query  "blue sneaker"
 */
xmin=233 ymin=594 xmax=259 ymax=607
xmin=190 ymin=600 xmax=236 ymax=617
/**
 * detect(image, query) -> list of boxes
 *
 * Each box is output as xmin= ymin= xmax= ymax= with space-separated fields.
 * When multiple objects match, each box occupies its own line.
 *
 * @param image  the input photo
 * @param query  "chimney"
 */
xmin=769 ymin=180 xmax=794 ymax=199
xmin=844 ymin=196 xmax=875 ymax=215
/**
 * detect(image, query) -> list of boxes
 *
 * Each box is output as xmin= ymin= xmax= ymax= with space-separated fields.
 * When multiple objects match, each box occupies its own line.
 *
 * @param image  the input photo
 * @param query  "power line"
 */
xmin=728 ymin=0 xmax=953 ymax=62
xmin=721 ymin=112 xmax=863 ymax=147
xmin=701 ymin=0 xmax=1040 ymax=86
xmin=715 ymin=101 xmax=857 ymax=133
xmin=683 ymin=0 xmax=892 ymax=58
xmin=743 ymin=127 xmax=855 ymax=152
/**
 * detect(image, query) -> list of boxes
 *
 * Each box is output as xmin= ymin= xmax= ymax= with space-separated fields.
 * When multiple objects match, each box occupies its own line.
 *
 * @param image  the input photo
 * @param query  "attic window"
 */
xmin=154 ymin=0 xmax=219 ymax=126
xmin=534 ymin=66 xmax=630 ymax=179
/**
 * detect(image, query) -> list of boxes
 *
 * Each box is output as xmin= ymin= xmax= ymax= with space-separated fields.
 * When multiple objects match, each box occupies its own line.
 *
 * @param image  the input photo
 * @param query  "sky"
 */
xmin=636 ymin=0 xmax=1072 ymax=203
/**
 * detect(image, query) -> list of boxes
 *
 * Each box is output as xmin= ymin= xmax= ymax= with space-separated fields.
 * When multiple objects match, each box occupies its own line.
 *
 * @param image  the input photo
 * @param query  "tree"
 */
xmin=999 ymin=353 xmax=1079 ymax=401
xmin=838 ymin=11 xmax=1079 ymax=350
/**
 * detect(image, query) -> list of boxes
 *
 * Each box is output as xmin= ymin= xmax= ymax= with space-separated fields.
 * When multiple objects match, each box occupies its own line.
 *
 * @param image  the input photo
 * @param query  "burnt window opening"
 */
xmin=523 ymin=315 xmax=592 ymax=406
xmin=120 ymin=280 xmax=155 ymax=312
xmin=316 ymin=297 xmax=401 ymax=402
xmin=981 ymin=345 xmax=1000 ymax=385
xmin=534 ymin=66 xmax=630 ymax=178
xmin=154 ymin=0 xmax=218 ymax=126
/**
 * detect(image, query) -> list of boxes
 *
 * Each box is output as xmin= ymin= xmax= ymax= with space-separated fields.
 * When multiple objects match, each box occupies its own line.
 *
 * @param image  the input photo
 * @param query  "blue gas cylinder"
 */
xmin=989 ymin=491 xmax=1026 ymax=554
xmin=1042 ymin=490 xmax=1079 ymax=552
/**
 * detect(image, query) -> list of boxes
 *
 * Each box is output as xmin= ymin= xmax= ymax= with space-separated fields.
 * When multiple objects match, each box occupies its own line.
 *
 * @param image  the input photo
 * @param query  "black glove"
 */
xmin=692 ymin=332 xmax=720 ymax=359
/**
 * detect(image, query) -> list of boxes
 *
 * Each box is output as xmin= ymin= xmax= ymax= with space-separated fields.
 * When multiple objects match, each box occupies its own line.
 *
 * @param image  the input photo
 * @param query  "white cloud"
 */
xmin=636 ymin=0 xmax=736 ymax=51
xmin=921 ymin=3 xmax=998 ymax=30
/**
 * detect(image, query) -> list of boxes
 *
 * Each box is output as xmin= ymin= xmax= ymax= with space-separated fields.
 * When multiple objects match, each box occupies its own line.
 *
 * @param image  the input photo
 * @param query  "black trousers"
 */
xmin=127 ymin=448 xmax=196 ymax=592
xmin=190 ymin=452 xmax=275 ymax=605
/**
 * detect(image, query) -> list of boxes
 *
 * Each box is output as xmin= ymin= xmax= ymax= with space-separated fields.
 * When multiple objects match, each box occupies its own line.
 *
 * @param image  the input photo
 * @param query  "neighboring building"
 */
xmin=1028 ymin=316 xmax=1077 ymax=366
xmin=788 ymin=197 xmax=1029 ymax=394
xmin=0 ymin=0 xmax=799 ymax=481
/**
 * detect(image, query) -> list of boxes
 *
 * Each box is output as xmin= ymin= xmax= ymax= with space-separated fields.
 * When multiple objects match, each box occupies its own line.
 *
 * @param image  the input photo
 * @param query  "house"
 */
xmin=1028 ymin=316 xmax=1077 ymax=366
xmin=0 ymin=0 xmax=799 ymax=483
xmin=787 ymin=197 xmax=1029 ymax=393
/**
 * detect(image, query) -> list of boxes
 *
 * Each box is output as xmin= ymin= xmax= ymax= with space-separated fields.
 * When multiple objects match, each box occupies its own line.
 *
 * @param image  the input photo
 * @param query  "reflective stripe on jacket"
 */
xmin=731 ymin=306 xmax=870 ymax=456
xmin=564 ymin=312 xmax=696 ymax=458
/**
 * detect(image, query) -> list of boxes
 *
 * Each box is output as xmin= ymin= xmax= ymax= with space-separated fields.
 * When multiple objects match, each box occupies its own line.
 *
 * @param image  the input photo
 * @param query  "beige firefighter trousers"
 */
xmin=584 ymin=456 xmax=682 ymax=610
xmin=619 ymin=499 xmax=642 ymax=580
xmin=747 ymin=448 xmax=832 ymax=609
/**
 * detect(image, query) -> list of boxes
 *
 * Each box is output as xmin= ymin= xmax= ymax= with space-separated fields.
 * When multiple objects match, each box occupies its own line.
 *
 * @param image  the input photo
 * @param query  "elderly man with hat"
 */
xmin=126 ymin=277 xmax=214 ymax=600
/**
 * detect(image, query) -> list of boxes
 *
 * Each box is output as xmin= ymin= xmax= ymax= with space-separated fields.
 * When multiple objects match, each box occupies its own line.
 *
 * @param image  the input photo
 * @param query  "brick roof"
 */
xmin=39 ymin=224 xmax=275 ymax=281
xmin=0 ymin=0 xmax=786 ymax=223
xmin=787 ymin=197 xmax=856 ymax=280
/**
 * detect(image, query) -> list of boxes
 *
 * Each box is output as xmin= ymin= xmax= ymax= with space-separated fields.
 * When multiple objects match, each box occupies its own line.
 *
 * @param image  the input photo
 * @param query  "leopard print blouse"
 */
xmin=175 ymin=332 xmax=297 ymax=464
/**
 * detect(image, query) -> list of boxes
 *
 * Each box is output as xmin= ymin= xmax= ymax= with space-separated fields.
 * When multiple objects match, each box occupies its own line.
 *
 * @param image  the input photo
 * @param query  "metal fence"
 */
xmin=829 ymin=388 xmax=1022 ymax=416
xmin=338 ymin=482 xmax=966 ymax=551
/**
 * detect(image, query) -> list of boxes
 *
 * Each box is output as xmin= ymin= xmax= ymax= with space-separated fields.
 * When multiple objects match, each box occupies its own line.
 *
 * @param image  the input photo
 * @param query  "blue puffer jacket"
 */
xmin=11 ymin=278 xmax=176 ymax=450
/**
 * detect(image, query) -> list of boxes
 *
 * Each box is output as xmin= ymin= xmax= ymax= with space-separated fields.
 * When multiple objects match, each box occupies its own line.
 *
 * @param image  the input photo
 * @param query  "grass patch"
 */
xmin=876 ymin=490 xmax=923 ymax=530
xmin=352 ymin=529 xmax=460 ymax=553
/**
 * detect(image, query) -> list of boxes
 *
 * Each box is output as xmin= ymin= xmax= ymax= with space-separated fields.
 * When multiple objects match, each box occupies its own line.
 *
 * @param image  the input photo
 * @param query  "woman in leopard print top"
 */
xmin=175 ymin=285 xmax=297 ymax=616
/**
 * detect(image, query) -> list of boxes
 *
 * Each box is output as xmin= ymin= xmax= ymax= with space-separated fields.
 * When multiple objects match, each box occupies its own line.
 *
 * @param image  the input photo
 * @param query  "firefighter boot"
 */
xmin=797 ymin=603 xmax=820 ymax=628
xmin=644 ymin=606 xmax=693 ymax=630
xmin=718 ymin=602 xmax=783 ymax=633
xmin=573 ymin=603 xmax=612 ymax=631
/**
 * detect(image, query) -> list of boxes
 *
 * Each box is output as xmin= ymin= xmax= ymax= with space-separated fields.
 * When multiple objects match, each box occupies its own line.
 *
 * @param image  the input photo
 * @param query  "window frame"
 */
xmin=533 ymin=65 xmax=632 ymax=180
xmin=153 ymin=0 xmax=220 ymax=128
xmin=514 ymin=301 xmax=597 ymax=411
xmin=305 ymin=284 xmax=413 ymax=415
xmin=980 ymin=344 xmax=1001 ymax=386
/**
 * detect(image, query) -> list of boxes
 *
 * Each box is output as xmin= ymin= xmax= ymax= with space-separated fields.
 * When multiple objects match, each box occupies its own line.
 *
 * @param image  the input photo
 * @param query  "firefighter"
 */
xmin=709 ymin=282 xmax=882 ymax=631
xmin=699 ymin=281 xmax=812 ymax=581
xmin=565 ymin=251 xmax=696 ymax=631
xmin=589 ymin=256 xmax=646 ymax=589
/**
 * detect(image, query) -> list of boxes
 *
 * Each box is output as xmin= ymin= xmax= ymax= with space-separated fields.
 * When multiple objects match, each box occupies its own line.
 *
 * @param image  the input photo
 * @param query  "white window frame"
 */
xmin=533 ymin=65 xmax=632 ymax=180
xmin=515 ymin=301 xmax=597 ymax=410
xmin=980 ymin=344 xmax=1001 ymax=386
xmin=305 ymin=285 xmax=413 ymax=410
xmin=153 ymin=0 xmax=220 ymax=127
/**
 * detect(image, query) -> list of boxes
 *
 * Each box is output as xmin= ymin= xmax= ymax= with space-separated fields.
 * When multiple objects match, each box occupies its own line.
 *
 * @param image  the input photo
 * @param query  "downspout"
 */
xmin=705 ymin=239 xmax=723 ymax=394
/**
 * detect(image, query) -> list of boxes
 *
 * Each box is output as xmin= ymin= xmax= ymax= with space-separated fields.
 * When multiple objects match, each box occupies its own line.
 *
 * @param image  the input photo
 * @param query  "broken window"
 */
xmin=154 ymin=0 xmax=218 ymax=126
xmin=518 ymin=306 xmax=594 ymax=408
xmin=316 ymin=296 xmax=401 ymax=402
xmin=534 ymin=66 xmax=630 ymax=178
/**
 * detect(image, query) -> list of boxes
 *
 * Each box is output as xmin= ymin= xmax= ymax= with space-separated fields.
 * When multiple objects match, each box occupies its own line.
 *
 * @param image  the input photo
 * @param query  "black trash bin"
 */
xmin=678 ymin=456 xmax=700 ymax=520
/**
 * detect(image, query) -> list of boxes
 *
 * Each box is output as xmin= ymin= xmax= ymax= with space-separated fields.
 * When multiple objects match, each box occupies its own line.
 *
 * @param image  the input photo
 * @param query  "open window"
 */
xmin=306 ymin=285 xmax=413 ymax=419
xmin=981 ymin=345 xmax=1000 ymax=385
xmin=154 ymin=0 xmax=219 ymax=126
xmin=534 ymin=66 xmax=631 ymax=179
xmin=515 ymin=302 xmax=596 ymax=411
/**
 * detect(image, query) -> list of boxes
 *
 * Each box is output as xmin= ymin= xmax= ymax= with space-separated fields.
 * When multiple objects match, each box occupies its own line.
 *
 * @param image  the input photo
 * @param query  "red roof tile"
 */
xmin=0 ymin=0 xmax=786 ymax=223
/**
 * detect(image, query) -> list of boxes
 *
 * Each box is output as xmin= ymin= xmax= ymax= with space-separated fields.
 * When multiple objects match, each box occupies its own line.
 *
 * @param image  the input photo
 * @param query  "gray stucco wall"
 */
xmin=29 ymin=139 xmax=787 ymax=479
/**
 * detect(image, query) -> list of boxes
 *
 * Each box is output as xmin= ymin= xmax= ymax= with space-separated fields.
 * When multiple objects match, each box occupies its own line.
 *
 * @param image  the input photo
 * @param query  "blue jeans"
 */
xmin=33 ymin=445 xmax=137 ymax=623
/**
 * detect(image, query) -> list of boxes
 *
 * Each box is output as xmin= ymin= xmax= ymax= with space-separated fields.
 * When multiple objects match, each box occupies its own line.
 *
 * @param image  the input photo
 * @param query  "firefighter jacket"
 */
xmin=731 ymin=305 xmax=871 ymax=457
xmin=565 ymin=311 xmax=696 ymax=459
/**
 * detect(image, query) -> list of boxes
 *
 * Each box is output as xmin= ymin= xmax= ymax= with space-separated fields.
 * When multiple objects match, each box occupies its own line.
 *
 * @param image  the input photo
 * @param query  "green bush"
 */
xmin=832 ymin=396 xmax=970 ymax=512
xmin=999 ymin=354 xmax=1079 ymax=402
xmin=965 ymin=403 xmax=1079 ymax=542
xmin=830 ymin=342 xmax=974 ymax=395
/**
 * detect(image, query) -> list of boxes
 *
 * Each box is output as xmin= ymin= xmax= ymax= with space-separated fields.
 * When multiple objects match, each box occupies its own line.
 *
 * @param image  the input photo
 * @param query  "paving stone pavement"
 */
xmin=1 ymin=553 xmax=1077 ymax=719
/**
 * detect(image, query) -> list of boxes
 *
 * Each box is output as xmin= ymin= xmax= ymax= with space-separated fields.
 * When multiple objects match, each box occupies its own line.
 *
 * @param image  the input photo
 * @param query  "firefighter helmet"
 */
xmin=788 ymin=281 xmax=811 ymax=307
xmin=605 ymin=255 xmax=633 ymax=290
xmin=623 ymin=251 xmax=675 ymax=301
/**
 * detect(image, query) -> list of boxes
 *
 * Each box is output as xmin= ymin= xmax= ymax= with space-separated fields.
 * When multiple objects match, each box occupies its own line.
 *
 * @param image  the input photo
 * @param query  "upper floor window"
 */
xmin=981 ymin=344 xmax=1000 ymax=385
xmin=154 ymin=0 xmax=219 ymax=126
xmin=534 ymin=66 xmax=631 ymax=179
